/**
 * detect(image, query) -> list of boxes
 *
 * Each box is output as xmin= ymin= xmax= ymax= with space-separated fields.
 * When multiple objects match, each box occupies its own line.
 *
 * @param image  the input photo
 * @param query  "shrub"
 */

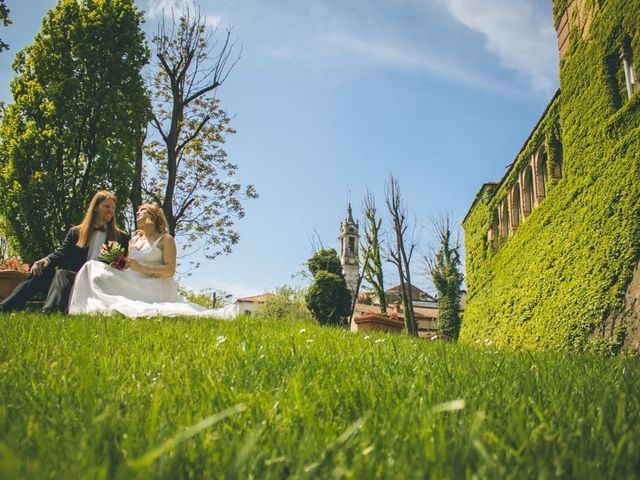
xmin=305 ymin=271 xmax=351 ymax=326
xmin=258 ymin=285 xmax=314 ymax=322
xmin=307 ymin=248 xmax=344 ymax=278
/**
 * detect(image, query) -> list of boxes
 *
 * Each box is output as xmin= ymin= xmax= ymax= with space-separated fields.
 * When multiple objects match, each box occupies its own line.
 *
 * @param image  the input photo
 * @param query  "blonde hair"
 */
xmin=77 ymin=191 xmax=119 ymax=248
xmin=138 ymin=204 xmax=169 ymax=235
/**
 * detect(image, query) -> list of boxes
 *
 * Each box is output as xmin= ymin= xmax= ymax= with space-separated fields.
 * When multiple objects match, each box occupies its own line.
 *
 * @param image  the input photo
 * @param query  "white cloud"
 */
xmin=436 ymin=0 xmax=558 ymax=94
xmin=322 ymin=31 xmax=512 ymax=93
xmin=138 ymin=0 xmax=222 ymax=28
xmin=261 ymin=1 xmax=527 ymax=95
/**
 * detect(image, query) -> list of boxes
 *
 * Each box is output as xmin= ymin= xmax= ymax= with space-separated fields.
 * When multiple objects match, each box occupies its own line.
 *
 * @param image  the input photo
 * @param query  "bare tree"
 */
xmin=137 ymin=5 xmax=257 ymax=265
xmin=385 ymin=175 xmax=418 ymax=336
xmin=307 ymin=229 xmax=325 ymax=254
xmin=361 ymin=191 xmax=386 ymax=314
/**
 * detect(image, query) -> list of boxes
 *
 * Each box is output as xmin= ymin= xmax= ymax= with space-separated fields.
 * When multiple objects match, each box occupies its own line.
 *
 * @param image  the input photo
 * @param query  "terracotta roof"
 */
xmin=384 ymin=284 xmax=436 ymax=302
xmin=235 ymin=294 xmax=273 ymax=304
xmin=413 ymin=306 xmax=439 ymax=317
xmin=353 ymin=303 xmax=438 ymax=320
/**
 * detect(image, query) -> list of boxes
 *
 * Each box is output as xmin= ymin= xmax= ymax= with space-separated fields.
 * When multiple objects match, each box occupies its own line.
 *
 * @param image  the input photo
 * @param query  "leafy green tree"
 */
xmin=178 ymin=286 xmax=232 ymax=308
xmin=258 ymin=285 xmax=314 ymax=322
xmin=307 ymin=248 xmax=343 ymax=278
xmin=0 ymin=0 xmax=150 ymax=260
xmin=305 ymin=271 xmax=352 ymax=326
xmin=137 ymin=7 xmax=257 ymax=265
xmin=305 ymin=248 xmax=351 ymax=326
xmin=427 ymin=216 xmax=464 ymax=339
xmin=361 ymin=191 xmax=386 ymax=314
xmin=0 ymin=0 xmax=11 ymax=52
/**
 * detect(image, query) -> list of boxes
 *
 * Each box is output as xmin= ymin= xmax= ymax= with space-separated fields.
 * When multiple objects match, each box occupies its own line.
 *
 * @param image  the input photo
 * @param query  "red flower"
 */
xmin=98 ymin=241 xmax=125 ymax=265
xmin=112 ymin=255 xmax=127 ymax=270
xmin=0 ymin=258 xmax=30 ymax=272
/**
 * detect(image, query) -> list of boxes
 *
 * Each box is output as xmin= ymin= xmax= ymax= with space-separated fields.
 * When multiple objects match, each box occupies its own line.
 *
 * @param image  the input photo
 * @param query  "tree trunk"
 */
xmin=349 ymin=247 xmax=370 ymax=324
xmin=130 ymin=131 xmax=145 ymax=221
xmin=399 ymin=241 xmax=417 ymax=335
xmin=385 ymin=175 xmax=417 ymax=336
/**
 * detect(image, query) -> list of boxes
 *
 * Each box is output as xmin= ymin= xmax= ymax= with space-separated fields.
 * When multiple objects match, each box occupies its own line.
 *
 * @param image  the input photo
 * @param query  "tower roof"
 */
xmin=345 ymin=203 xmax=355 ymax=224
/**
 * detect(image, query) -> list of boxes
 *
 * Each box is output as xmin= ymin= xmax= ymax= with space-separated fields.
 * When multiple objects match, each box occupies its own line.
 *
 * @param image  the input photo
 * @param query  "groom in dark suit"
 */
xmin=0 ymin=191 xmax=130 ymax=313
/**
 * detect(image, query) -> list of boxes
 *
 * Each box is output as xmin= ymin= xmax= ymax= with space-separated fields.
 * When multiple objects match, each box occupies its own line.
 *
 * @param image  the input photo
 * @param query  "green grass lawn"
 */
xmin=0 ymin=313 xmax=638 ymax=479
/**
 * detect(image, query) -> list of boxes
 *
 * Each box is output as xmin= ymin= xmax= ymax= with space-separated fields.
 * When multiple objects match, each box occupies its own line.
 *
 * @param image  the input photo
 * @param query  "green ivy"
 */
xmin=462 ymin=0 xmax=640 ymax=351
xmin=553 ymin=0 xmax=604 ymax=26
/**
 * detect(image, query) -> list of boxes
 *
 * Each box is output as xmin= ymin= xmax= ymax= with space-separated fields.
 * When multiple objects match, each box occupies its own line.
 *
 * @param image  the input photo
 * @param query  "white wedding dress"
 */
xmin=68 ymin=235 xmax=237 ymax=319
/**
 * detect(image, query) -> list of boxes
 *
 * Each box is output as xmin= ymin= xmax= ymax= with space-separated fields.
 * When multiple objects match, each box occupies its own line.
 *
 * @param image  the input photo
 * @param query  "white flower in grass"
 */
xmin=306 ymin=339 xmax=314 ymax=344
xmin=483 ymin=338 xmax=493 ymax=346
xmin=374 ymin=339 xmax=385 ymax=344
xmin=362 ymin=445 xmax=375 ymax=456
xmin=299 ymin=328 xmax=306 ymax=334
xmin=364 ymin=335 xmax=370 ymax=340
xmin=216 ymin=335 xmax=228 ymax=347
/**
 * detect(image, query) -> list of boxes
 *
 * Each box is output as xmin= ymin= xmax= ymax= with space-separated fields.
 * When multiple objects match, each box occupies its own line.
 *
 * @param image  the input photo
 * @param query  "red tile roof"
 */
xmin=235 ymin=294 xmax=273 ymax=304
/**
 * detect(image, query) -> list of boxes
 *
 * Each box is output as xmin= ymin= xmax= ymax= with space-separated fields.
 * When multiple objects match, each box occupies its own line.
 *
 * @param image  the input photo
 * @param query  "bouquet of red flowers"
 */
xmin=97 ymin=241 xmax=127 ymax=270
xmin=0 ymin=258 xmax=30 ymax=272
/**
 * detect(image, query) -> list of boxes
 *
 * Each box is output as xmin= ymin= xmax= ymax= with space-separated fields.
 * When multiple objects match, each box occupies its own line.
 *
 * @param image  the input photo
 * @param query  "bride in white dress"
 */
xmin=68 ymin=204 xmax=236 ymax=319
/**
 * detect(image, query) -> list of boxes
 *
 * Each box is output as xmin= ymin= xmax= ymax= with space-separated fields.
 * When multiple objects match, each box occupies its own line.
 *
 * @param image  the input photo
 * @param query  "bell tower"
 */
xmin=339 ymin=204 xmax=359 ymax=297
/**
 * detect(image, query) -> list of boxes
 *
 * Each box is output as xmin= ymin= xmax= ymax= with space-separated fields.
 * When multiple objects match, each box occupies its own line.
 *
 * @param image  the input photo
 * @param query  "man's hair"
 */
xmin=76 ymin=191 xmax=120 ymax=248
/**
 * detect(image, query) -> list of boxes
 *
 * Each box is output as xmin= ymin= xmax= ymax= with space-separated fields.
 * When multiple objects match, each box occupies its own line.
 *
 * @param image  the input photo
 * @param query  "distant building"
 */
xmin=382 ymin=284 xmax=437 ymax=305
xmin=338 ymin=204 xmax=359 ymax=297
xmin=234 ymin=294 xmax=273 ymax=316
xmin=462 ymin=0 xmax=640 ymax=350
xmin=338 ymin=204 xmax=467 ymax=337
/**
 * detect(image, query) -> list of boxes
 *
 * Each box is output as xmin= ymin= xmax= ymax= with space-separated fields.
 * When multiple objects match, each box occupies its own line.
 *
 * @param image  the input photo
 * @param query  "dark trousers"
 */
xmin=0 ymin=268 xmax=77 ymax=313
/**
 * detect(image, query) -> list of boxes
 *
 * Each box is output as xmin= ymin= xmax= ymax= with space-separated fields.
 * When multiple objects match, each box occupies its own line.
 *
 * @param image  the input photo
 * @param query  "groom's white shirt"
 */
xmin=87 ymin=230 xmax=107 ymax=261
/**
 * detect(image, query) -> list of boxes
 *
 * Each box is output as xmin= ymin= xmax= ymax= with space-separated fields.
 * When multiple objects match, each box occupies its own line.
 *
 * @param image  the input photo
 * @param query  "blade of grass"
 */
xmin=128 ymin=403 xmax=247 ymax=469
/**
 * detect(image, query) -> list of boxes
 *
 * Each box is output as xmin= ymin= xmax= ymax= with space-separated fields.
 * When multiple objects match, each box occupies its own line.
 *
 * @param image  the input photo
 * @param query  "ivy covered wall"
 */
xmin=461 ymin=0 xmax=640 ymax=351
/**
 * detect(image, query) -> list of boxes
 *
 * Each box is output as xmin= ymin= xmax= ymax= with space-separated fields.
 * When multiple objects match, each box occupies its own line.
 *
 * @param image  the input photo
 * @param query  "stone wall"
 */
xmin=461 ymin=0 xmax=640 ymax=351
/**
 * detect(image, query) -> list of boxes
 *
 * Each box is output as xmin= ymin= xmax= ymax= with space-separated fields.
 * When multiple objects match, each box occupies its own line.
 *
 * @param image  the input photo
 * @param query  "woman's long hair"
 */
xmin=137 ymin=204 xmax=169 ymax=235
xmin=76 ymin=191 xmax=120 ymax=248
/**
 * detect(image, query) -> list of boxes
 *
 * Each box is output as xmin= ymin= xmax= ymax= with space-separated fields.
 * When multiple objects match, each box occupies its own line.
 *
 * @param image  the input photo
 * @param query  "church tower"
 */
xmin=339 ymin=204 xmax=359 ymax=297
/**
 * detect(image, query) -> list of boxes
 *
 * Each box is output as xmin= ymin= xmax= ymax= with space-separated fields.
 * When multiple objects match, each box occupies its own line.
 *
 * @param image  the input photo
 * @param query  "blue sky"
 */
xmin=0 ymin=0 xmax=559 ymax=298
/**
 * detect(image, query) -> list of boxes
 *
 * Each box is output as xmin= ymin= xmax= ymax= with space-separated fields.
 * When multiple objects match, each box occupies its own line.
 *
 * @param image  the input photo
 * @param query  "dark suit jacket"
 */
xmin=46 ymin=226 xmax=130 ymax=273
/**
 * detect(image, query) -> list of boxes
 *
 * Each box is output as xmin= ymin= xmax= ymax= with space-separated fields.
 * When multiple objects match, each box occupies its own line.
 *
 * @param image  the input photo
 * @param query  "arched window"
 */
xmin=487 ymin=209 xmax=499 ymax=252
xmin=510 ymin=183 xmax=521 ymax=231
xmin=552 ymin=154 xmax=563 ymax=181
xmin=535 ymin=146 xmax=548 ymax=203
xmin=621 ymin=37 xmax=638 ymax=99
xmin=500 ymin=201 xmax=509 ymax=241
xmin=522 ymin=165 xmax=535 ymax=218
